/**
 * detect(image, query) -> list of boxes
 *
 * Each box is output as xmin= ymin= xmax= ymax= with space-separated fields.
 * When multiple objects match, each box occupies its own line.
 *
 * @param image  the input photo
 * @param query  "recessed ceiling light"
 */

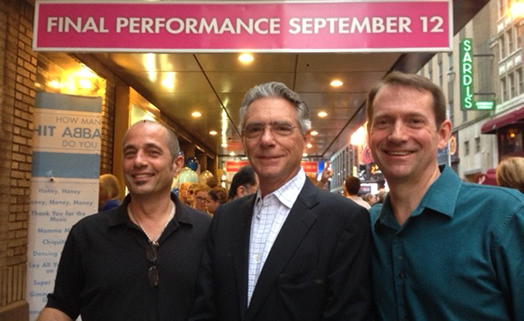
xmin=311 ymin=130 xmax=319 ymax=136
xmin=238 ymin=53 xmax=254 ymax=63
xmin=318 ymin=111 xmax=328 ymax=118
xmin=330 ymin=79 xmax=343 ymax=87
xmin=191 ymin=111 xmax=202 ymax=118
xmin=307 ymin=143 xmax=313 ymax=148
xmin=209 ymin=130 xmax=217 ymax=135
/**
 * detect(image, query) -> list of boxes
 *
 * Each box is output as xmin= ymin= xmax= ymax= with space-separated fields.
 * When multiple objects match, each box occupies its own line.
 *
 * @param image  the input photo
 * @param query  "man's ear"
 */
xmin=237 ymin=185 xmax=246 ymax=197
xmin=172 ymin=155 xmax=185 ymax=176
xmin=437 ymin=119 xmax=452 ymax=150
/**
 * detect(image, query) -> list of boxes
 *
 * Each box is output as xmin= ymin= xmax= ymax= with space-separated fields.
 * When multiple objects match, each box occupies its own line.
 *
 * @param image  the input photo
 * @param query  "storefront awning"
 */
xmin=481 ymin=107 xmax=524 ymax=134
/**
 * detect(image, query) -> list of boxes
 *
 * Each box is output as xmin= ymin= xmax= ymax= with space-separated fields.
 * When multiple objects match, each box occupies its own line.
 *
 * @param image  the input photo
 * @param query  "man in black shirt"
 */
xmin=38 ymin=121 xmax=211 ymax=321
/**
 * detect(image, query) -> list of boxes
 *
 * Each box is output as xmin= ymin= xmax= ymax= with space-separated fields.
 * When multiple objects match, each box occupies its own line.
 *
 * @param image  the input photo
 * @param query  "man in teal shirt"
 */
xmin=366 ymin=72 xmax=524 ymax=320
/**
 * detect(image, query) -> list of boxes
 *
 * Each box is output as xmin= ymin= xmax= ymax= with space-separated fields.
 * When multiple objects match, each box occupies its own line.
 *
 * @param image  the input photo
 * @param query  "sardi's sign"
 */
xmin=33 ymin=1 xmax=452 ymax=52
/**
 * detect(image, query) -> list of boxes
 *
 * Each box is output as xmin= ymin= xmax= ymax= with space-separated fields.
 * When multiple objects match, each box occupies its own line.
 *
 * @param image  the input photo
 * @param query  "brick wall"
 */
xmin=0 ymin=0 xmax=35 ymax=319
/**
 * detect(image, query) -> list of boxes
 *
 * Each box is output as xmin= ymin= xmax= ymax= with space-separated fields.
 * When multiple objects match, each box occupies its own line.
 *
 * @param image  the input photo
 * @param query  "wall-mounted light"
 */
xmin=330 ymin=79 xmax=343 ymax=87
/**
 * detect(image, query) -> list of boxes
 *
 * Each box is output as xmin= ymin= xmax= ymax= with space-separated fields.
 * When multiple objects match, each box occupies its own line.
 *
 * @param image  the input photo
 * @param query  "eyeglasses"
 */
xmin=196 ymin=196 xmax=207 ymax=202
xmin=146 ymin=241 xmax=159 ymax=287
xmin=187 ymin=190 xmax=195 ymax=195
xmin=242 ymin=124 xmax=297 ymax=139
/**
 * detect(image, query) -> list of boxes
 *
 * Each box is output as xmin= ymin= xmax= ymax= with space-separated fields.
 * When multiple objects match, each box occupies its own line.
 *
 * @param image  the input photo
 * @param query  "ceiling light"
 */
xmin=303 ymin=153 xmax=308 ymax=157
xmin=78 ymin=78 xmax=93 ymax=89
xmin=330 ymin=79 xmax=343 ymax=87
xmin=318 ymin=111 xmax=328 ymax=118
xmin=229 ymin=151 xmax=236 ymax=156
xmin=191 ymin=111 xmax=202 ymax=118
xmin=238 ymin=53 xmax=254 ymax=63
xmin=350 ymin=126 xmax=366 ymax=146
xmin=209 ymin=130 xmax=217 ymax=135
xmin=311 ymin=130 xmax=319 ymax=136
xmin=307 ymin=143 xmax=313 ymax=148
xmin=221 ymin=143 xmax=228 ymax=147
xmin=48 ymin=79 xmax=60 ymax=89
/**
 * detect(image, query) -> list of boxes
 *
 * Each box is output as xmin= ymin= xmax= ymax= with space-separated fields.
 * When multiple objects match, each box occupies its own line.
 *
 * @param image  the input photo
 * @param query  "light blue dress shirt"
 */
xmin=371 ymin=165 xmax=524 ymax=321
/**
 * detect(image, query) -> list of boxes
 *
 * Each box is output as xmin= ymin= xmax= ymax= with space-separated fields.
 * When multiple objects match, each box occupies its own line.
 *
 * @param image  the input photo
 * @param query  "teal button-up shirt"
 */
xmin=371 ymin=165 xmax=524 ymax=321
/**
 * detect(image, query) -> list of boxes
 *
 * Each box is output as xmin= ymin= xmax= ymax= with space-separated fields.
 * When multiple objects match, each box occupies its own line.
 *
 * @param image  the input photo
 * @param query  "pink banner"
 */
xmin=34 ymin=1 xmax=452 ymax=52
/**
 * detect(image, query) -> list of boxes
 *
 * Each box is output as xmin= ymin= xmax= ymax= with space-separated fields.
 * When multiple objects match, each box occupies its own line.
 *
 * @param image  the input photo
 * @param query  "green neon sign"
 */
xmin=460 ymin=39 xmax=474 ymax=110
xmin=459 ymin=38 xmax=495 ymax=111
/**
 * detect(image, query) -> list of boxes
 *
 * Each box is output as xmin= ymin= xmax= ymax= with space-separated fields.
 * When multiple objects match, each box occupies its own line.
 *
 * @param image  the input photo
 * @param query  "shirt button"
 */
xmin=398 ymin=272 xmax=405 ymax=279
xmin=254 ymin=254 xmax=261 ymax=263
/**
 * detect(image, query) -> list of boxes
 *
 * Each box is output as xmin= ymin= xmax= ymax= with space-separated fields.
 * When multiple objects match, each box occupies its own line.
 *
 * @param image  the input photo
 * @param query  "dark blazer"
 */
xmin=190 ymin=178 xmax=372 ymax=321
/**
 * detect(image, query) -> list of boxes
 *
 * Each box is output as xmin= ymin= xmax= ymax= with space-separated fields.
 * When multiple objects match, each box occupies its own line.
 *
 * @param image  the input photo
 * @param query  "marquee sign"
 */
xmin=34 ymin=0 xmax=452 ymax=52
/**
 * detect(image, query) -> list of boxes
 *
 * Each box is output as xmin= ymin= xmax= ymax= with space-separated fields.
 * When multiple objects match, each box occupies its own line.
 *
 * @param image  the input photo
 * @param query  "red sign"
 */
xmin=226 ymin=161 xmax=318 ymax=173
xmin=34 ymin=1 xmax=452 ymax=52
xmin=301 ymin=162 xmax=318 ymax=173
xmin=225 ymin=161 xmax=250 ymax=172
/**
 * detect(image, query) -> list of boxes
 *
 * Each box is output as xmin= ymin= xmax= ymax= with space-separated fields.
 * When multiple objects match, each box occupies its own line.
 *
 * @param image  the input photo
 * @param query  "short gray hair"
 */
xmin=239 ymin=82 xmax=311 ymax=135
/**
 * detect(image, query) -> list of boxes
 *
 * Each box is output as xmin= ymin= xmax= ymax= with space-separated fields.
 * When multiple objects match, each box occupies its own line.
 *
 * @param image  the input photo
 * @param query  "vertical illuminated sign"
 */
xmin=459 ymin=38 xmax=495 ymax=110
xmin=460 ymin=38 xmax=474 ymax=110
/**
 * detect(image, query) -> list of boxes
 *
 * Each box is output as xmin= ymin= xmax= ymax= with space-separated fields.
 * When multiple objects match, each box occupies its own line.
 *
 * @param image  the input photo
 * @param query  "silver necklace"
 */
xmin=129 ymin=201 xmax=175 ymax=246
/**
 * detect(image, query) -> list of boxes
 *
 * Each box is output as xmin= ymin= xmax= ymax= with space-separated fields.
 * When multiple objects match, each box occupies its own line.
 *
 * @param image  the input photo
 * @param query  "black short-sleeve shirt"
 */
xmin=46 ymin=193 xmax=212 ymax=321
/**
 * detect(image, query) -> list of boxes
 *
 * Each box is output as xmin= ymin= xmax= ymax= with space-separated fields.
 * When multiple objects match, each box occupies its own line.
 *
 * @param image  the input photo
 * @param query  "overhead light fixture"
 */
xmin=209 ymin=130 xmax=218 ymax=135
xmin=221 ymin=143 xmax=228 ymax=147
xmin=238 ymin=53 xmax=254 ymax=63
xmin=318 ymin=111 xmax=328 ymax=118
xmin=78 ymin=78 xmax=93 ymax=90
xmin=350 ymin=126 xmax=367 ymax=146
xmin=330 ymin=79 xmax=343 ymax=87
xmin=191 ymin=111 xmax=202 ymax=118
xmin=161 ymin=72 xmax=175 ymax=91
xmin=229 ymin=151 xmax=236 ymax=156
xmin=311 ymin=130 xmax=319 ymax=136
xmin=48 ymin=79 xmax=61 ymax=89
xmin=302 ymin=153 xmax=308 ymax=157
xmin=307 ymin=143 xmax=313 ymax=148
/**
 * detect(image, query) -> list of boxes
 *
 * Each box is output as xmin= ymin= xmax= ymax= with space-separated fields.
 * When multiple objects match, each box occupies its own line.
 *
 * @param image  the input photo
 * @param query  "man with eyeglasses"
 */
xmin=190 ymin=82 xmax=372 ymax=321
xmin=38 ymin=120 xmax=211 ymax=321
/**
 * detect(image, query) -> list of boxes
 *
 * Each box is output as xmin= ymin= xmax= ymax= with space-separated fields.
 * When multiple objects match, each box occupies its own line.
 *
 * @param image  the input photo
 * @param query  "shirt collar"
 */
xmin=255 ymin=168 xmax=306 ymax=209
xmin=375 ymin=165 xmax=461 ymax=230
xmin=108 ymin=193 xmax=192 ymax=227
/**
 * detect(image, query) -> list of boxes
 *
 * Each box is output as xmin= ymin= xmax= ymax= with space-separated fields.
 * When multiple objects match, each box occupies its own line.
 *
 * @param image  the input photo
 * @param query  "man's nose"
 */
xmin=388 ymin=121 xmax=408 ymax=142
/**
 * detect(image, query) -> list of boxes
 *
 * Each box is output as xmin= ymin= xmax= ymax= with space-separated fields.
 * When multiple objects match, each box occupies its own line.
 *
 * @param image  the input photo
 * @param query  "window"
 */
xmin=518 ymin=69 xmax=523 ymax=94
xmin=500 ymin=36 xmax=506 ymax=59
xmin=507 ymin=29 xmax=514 ymax=53
xmin=475 ymin=137 xmax=481 ymax=153
xmin=516 ymin=25 xmax=522 ymax=49
xmin=462 ymin=110 xmax=468 ymax=123
xmin=428 ymin=63 xmax=433 ymax=82
xmin=464 ymin=141 xmax=470 ymax=156
xmin=501 ymin=78 xmax=508 ymax=102
xmin=509 ymin=73 xmax=515 ymax=98
xmin=499 ymin=0 xmax=505 ymax=17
